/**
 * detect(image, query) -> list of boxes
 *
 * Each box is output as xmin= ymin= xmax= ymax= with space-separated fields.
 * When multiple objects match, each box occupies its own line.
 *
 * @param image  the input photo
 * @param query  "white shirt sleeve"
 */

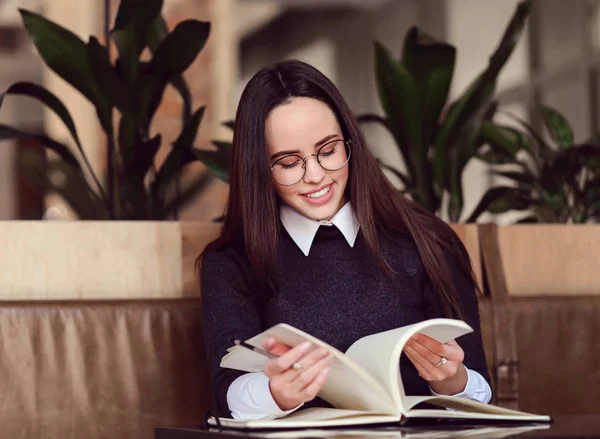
xmin=430 ymin=365 xmax=492 ymax=404
xmin=227 ymin=366 xmax=490 ymax=419
xmin=227 ymin=372 xmax=304 ymax=420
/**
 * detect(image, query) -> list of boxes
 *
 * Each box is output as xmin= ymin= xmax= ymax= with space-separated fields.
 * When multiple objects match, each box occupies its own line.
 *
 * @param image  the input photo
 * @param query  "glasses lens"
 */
xmin=271 ymin=155 xmax=305 ymax=185
xmin=318 ymin=140 xmax=349 ymax=171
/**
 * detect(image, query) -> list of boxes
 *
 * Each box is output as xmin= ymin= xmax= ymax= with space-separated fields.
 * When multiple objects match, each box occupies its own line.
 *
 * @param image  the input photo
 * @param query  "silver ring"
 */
xmin=292 ymin=362 xmax=303 ymax=370
xmin=435 ymin=357 xmax=447 ymax=367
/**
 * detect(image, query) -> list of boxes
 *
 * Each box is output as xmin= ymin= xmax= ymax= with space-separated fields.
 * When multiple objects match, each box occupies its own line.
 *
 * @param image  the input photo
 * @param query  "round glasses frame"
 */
xmin=270 ymin=139 xmax=352 ymax=186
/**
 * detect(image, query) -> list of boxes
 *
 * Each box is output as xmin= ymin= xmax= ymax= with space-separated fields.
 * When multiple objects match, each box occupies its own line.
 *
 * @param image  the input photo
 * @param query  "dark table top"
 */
xmin=155 ymin=416 xmax=600 ymax=439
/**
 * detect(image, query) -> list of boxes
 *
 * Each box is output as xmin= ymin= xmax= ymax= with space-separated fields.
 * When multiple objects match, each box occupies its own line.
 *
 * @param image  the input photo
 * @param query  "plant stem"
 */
xmin=104 ymin=0 xmax=110 ymax=48
xmin=107 ymin=133 xmax=120 ymax=219
xmin=104 ymin=0 xmax=117 ymax=219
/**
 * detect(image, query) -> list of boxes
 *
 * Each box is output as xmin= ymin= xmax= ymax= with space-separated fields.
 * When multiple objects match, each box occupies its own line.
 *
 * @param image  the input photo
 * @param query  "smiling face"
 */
xmin=266 ymin=97 xmax=349 ymax=221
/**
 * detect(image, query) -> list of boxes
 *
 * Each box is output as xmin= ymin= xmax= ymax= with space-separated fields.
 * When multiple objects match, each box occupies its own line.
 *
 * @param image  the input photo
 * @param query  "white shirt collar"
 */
xmin=279 ymin=201 xmax=360 ymax=256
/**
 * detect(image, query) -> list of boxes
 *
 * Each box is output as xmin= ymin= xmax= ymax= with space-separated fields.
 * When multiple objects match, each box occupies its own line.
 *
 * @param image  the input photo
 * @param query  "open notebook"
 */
xmin=213 ymin=319 xmax=551 ymax=429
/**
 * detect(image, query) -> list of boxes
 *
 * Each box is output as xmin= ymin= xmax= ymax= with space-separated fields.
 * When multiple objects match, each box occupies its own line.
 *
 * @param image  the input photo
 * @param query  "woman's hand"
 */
xmin=261 ymin=337 xmax=334 ymax=411
xmin=403 ymin=333 xmax=468 ymax=395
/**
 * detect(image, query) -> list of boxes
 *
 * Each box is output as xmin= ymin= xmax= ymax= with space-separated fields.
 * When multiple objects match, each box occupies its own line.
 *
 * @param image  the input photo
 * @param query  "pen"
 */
xmin=233 ymin=339 xmax=279 ymax=359
xmin=232 ymin=338 xmax=304 ymax=370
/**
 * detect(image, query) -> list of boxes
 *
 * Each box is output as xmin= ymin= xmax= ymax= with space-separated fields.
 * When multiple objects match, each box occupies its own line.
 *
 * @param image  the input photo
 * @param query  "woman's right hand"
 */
xmin=261 ymin=337 xmax=334 ymax=411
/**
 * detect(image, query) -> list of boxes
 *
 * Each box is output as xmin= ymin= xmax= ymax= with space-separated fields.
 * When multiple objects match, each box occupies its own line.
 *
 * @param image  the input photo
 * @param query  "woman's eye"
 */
xmin=320 ymin=146 xmax=335 ymax=156
xmin=278 ymin=159 xmax=299 ymax=169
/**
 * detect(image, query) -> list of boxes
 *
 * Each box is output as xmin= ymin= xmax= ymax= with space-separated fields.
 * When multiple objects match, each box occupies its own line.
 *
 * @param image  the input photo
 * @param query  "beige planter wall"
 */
xmin=0 ymin=221 xmax=221 ymax=300
xmin=496 ymin=225 xmax=600 ymax=297
xmin=0 ymin=222 xmax=485 ymax=301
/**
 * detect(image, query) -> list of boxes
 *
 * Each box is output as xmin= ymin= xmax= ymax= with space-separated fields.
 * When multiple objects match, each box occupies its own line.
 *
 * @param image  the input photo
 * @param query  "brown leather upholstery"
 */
xmin=512 ymin=297 xmax=600 ymax=416
xmin=477 ymin=297 xmax=496 ymax=399
xmin=1 ymin=271 xmax=592 ymax=439
xmin=0 ymin=298 xmax=498 ymax=438
xmin=0 ymin=299 xmax=212 ymax=439
xmin=479 ymin=224 xmax=600 ymax=416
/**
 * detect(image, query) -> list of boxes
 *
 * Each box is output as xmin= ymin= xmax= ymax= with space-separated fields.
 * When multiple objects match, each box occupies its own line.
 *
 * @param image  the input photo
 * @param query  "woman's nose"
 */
xmin=303 ymin=155 xmax=325 ymax=184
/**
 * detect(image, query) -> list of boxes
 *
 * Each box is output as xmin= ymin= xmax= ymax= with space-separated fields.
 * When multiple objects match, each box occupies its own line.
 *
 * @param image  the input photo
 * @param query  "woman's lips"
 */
xmin=302 ymin=183 xmax=334 ymax=206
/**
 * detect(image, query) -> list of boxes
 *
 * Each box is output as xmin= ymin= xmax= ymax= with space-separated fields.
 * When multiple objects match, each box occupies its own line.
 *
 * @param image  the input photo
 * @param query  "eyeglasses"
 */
xmin=270 ymin=139 xmax=352 ymax=186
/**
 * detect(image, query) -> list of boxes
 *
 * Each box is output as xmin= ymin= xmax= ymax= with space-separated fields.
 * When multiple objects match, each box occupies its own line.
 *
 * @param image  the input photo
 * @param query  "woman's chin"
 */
xmin=294 ymin=196 xmax=345 ymax=221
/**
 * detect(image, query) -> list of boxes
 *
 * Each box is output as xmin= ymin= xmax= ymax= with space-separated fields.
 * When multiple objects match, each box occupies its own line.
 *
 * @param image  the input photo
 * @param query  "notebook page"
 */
xmin=220 ymin=323 xmax=398 ymax=415
xmin=344 ymin=319 xmax=473 ymax=413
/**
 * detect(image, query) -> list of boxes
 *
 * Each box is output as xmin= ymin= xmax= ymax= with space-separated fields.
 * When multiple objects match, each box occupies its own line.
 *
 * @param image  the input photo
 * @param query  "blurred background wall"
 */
xmin=1 ymin=0 xmax=599 ymax=222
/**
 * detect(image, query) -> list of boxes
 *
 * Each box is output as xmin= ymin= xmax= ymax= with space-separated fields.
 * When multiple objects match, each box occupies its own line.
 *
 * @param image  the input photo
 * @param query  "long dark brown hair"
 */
xmin=200 ymin=59 xmax=479 ymax=319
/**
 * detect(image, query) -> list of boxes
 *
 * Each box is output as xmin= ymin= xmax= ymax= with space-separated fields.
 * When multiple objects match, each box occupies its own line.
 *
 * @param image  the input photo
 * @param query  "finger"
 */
xmin=411 ymin=334 xmax=445 ymax=356
xmin=294 ymin=347 xmax=330 ymax=370
xmin=404 ymin=344 xmax=440 ymax=381
xmin=404 ymin=348 xmax=434 ymax=381
xmin=271 ymin=347 xmax=331 ymax=382
xmin=299 ymin=365 xmax=331 ymax=401
xmin=291 ymin=353 xmax=334 ymax=392
xmin=411 ymin=335 xmax=463 ymax=363
xmin=267 ymin=341 xmax=313 ymax=375
xmin=262 ymin=337 xmax=292 ymax=356
xmin=407 ymin=338 xmax=443 ymax=366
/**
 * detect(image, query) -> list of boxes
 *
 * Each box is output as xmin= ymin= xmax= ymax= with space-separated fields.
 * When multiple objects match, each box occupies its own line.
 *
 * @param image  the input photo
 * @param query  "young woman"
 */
xmin=199 ymin=60 xmax=491 ymax=420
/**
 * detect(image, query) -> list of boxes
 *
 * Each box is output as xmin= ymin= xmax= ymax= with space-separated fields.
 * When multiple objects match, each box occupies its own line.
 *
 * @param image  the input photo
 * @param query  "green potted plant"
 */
xmin=469 ymin=105 xmax=600 ymax=223
xmin=0 ymin=0 xmax=230 ymax=220
xmin=0 ymin=0 xmax=231 ymax=300
xmin=358 ymin=0 xmax=532 ymax=223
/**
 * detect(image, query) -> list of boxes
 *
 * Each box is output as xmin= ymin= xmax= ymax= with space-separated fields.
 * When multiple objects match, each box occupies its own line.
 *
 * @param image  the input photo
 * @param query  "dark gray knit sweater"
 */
xmin=200 ymin=225 xmax=490 ymax=417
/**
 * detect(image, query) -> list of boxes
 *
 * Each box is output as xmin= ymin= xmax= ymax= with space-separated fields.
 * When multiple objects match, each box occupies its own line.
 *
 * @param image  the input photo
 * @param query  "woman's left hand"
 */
xmin=403 ymin=333 xmax=468 ymax=395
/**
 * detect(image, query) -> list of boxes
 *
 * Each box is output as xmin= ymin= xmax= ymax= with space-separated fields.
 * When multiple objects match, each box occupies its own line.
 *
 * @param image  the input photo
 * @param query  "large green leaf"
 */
xmin=19 ymin=10 xmax=94 ymax=103
xmin=136 ymin=69 xmax=169 ymax=131
xmin=138 ymin=20 xmax=209 ymax=129
xmin=356 ymin=113 xmax=393 ymax=133
xmin=433 ymin=74 xmax=490 ymax=194
xmin=19 ymin=9 xmax=111 ymax=133
xmin=0 ymin=82 xmax=81 ymax=148
xmin=151 ymin=19 xmax=210 ymax=76
xmin=174 ymin=106 xmax=206 ymax=149
xmin=434 ymin=0 xmax=531 ymax=197
xmin=191 ymin=140 xmax=232 ymax=182
xmin=147 ymin=15 xmax=192 ymax=122
xmin=125 ymin=134 xmax=162 ymax=177
xmin=476 ymin=148 xmax=519 ymax=165
xmin=374 ymin=41 xmax=422 ymax=205
xmin=486 ymin=1 xmax=532 ymax=78
xmin=541 ymin=105 xmax=574 ymax=148
xmin=153 ymin=106 xmax=206 ymax=199
xmin=0 ymin=124 xmax=81 ymax=169
xmin=377 ymin=160 xmax=410 ymax=189
xmin=111 ymin=0 xmax=164 ymax=86
xmin=222 ymin=120 xmax=236 ymax=131
xmin=22 ymin=159 xmax=107 ymax=220
xmin=87 ymin=37 xmax=132 ymax=115
xmin=466 ymin=186 xmax=532 ymax=222
xmin=498 ymin=111 xmax=555 ymax=174
xmin=158 ymin=171 xmax=213 ymax=219
xmin=190 ymin=149 xmax=229 ymax=183
xmin=479 ymin=121 xmax=529 ymax=156
xmin=402 ymin=26 xmax=456 ymax=157
xmin=117 ymin=114 xmax=138 ymax=167
xmin=492 ymin=170 xmax=535 ymax=186
xmin=1 ymin=82 xmax=107 ymax=201
xmin=515 ymin=215 xmax=539 ymax=223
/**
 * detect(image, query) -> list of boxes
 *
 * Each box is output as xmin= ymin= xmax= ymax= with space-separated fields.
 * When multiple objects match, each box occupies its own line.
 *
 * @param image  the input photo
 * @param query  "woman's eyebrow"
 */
xmin=270 ymin=133 xmax=341 ymax=160
xmin=314 ymin=133 xmax=339 ymax=147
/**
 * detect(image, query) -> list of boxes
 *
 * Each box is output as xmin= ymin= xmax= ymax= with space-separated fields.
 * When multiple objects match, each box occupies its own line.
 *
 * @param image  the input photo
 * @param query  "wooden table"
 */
xmin=155 ymin=416 xmax=600 ymax=439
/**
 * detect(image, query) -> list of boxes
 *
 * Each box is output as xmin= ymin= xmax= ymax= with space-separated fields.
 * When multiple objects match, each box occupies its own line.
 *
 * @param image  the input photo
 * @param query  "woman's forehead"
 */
xmin=266 ymin=97 xmax=340 ymax=150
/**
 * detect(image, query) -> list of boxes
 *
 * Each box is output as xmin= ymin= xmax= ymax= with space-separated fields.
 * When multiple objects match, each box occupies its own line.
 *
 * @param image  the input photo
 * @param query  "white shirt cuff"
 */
xmin=429 ymin=365 xmax=492 ymax=405
xmin=227 ymin=372 xmax=304 ymax=420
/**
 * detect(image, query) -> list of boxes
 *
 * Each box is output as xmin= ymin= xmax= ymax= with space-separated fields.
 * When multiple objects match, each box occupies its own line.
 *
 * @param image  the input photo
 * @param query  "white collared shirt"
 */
xmin=279 ymin=201 xmax=360 ymax=256
xmin=226 ymin=202 xmax=492 ymax=419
